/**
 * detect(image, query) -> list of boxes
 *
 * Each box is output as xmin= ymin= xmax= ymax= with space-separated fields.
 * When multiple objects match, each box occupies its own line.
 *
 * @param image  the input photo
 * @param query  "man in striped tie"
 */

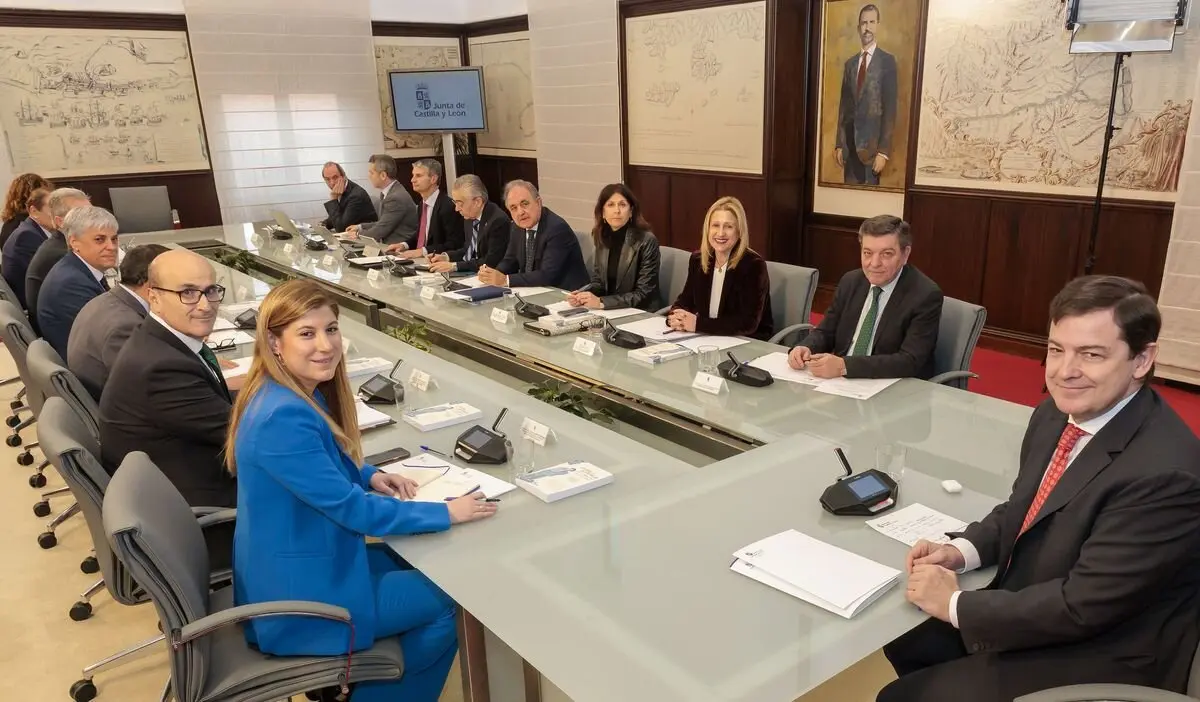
xmin=878 ymin=276 xmax=1200 ymax=702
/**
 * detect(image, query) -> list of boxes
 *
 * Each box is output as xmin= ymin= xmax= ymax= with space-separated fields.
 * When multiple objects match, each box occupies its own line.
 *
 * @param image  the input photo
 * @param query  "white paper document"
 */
xmin=344 ymin=356 xmax=393 ymax=379
xmin=616 ymin=316 xmax=701 ymax=342
xmin=676 ymin=335 xmax=750 ymax=353
xmin=355 ymin=401 xmax=395 ymax=430
xmin=510 ymin=286 xmax=554 ymax=296
xmin=408 ymin=465 xmax=517 ymax=502
xmin=220 ymin=357 xmax=253 ymax=379
xmin=221 ymin=301 xmax=260 ymax=316
xmin=812 ymin=377 xmax=900 ymax=400
xmin=545 ymin=300 xmax=643 ymax=321
xmin=211 ymin=317 xmax=236 ymax=331
xmin=207 ymin=329 xmax=256 ymax=347
xmin=455 ymin=276 xmax=485 ymax=288
xmin=747 ymin=352 xmax=825 ymax=386
xmin=731 ymin=529 xmax=900 ymax=619
xmin=866 ymin=503 xmax=969 ymax=547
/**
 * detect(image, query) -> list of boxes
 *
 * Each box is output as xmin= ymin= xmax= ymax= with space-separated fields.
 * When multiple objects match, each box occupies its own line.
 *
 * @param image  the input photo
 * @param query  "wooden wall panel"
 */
xmin=626 ymin=169 xmax=671 ymax=241
xmin=718 ymin=178 xmax=769 ymax=254
xmin=905 ymin=190 xmax=989 ymax=304
xmin=1090 ymin=204 xmax=1174 ymax=298
xmin=802 ymin=214 xmax=860 ymax=287
xmin=472 ymin=155 xmax=539 ymax=205
xmin=56 ymin=171 xmax=223 ymax=229
xmin=668 ymin=173 xmax=718 ymax=250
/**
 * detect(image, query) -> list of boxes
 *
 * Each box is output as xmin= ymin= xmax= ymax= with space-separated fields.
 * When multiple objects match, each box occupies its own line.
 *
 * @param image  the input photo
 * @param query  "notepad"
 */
xmin=866 ymin=503 xmax=969 ymax=547
xmin=211 ymin=317 xmax=237 ymax=331
xmin=616 ymin=316 xmax=700 ymax=342
xmin=355 ymin=401 xmax=395 ymax=431
xmin=378 ymin=458 xmax=517 ymax=502
xmin=516 ymin=460 xmax=613 ymax=503
xmin=401 ymin=403 xmax=483 ymax=432
xmin=747 ymin=352 xmax=826 ymax=386
xmin=676 ymin=335 xmax=750 ymax=352
xmin=731 ymin=529 xmax=900 ymax=619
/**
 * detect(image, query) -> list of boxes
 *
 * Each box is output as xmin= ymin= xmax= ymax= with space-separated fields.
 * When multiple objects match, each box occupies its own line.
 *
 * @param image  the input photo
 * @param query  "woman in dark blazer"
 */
xmin=0 ymin=173 xmax=52 ymax=249
xmin=226 ymin=279 xmax=497 ymax=702
xmin=667 ymin=196 xmax=773 ymax=340
xmin=566 ymin=183 xmax=662 ymax=312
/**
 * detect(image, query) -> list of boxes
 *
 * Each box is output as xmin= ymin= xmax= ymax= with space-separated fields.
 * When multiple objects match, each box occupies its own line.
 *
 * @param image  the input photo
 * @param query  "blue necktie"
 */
xmin=466 ymin=219 xmax=479 ymax=260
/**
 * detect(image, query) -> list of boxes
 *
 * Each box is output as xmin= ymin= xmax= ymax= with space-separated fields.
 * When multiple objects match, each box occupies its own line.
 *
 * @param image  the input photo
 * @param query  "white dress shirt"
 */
xmin=860 ymin=43 xmax=876 ymax=71
xmin=946 ymin=389 xmax=1141 ymax=627
xmin=380 ymin=180 xmax=396 ymax=200
xmin=75 ymin=253 xmax=107 ymax=286
xmin=148 ymin=311 xmax=221 ymax=383
xmin=847 ymin=270 xmax=901 ymax=355
xmin=709 ymin=263 xmax=729 ymax=319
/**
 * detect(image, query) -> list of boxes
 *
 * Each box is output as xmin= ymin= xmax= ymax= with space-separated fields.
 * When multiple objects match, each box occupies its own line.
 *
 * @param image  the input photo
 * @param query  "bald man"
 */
xmin=99 ymin=249 xmax=237 ymax=567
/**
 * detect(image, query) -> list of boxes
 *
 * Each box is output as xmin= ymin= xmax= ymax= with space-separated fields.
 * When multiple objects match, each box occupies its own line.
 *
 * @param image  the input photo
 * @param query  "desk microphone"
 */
xmin=602 ymin=318 xmax=645 ymax=349
xmin=718 ymin=351 xmax=773 ymax=387
xmin=358 ymin=358 xmax=405 ymax=405
xmin=513 ymin=293 xmax=550 ymax=319
xmin=454 ymin=407 xmax=513 ymax=464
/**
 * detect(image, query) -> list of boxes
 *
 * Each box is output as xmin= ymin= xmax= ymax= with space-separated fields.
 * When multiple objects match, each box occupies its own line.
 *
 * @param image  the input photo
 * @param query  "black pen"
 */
xmin=834 ymin=448 xmax=854 ymax=478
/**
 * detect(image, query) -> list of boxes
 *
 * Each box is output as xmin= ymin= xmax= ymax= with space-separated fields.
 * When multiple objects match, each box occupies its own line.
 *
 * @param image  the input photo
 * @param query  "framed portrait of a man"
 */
xmin=818 ymin=0 xmax=922 ymax=192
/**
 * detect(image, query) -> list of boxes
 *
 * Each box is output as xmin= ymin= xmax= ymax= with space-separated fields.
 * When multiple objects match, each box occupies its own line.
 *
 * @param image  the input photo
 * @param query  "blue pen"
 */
xmin=420 ymin=445 xmax=449 ymax=458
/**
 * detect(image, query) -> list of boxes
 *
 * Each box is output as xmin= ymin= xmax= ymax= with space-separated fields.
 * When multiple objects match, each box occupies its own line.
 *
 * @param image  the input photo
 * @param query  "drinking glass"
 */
xmin=698 ymin=345 xmax=720 ymax=374
xmin=876 ymin=443 xmax=907 ymax=483
xmin=501 ymin=292 xmax=517 ymax=311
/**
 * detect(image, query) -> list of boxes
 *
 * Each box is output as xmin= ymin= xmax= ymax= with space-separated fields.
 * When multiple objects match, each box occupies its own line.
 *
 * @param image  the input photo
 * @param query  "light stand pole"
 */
xmin=1084 ymin=51 xmax=1129 ymax=275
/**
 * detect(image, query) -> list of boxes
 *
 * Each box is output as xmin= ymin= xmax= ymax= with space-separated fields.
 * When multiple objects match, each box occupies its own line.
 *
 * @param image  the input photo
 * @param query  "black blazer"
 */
xmin=422 ymin=190 xmax=465 ymax=254
xmin=38 ymin=252 xmax=106 ymax=359
xmin=496 ymin=206 xmax=590 ymax=290
xmin=587 ymin=227 xmax=662 ymax=312
xmin=321 ymin=179 xmax=377 ymax=232
xmin=99 ymin=317 xmax=236 ymax=508
xmin=0 ymin=212 xmax=29 ymax=251
xmin=447 ymin=201 xmax=510 ymax=273
xmin=671 ymin=250 xmax=773 ymax=340
xmin=951 ymin=387 xmax=1200 ymax=693
xmin=1 ymin=217 xmax=48 ymax=308
xmin=24 ymin=234 xmax=68 ymax=335
xmin=797 ymin=265 xmax=943 ymax=379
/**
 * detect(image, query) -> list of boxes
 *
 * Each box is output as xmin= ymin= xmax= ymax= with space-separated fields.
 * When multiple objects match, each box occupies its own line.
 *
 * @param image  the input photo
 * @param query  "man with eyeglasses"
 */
xmin=99 ymin=249 xmax=237 ymax=568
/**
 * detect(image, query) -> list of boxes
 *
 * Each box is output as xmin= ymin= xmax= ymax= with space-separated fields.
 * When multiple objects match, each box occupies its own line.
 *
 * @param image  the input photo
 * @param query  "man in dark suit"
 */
xmin=100 ymin=249 xmax=236 ymax=568
xmin=319 ymin=161 xmax=377 ymax=233
xmin=879 ymin=275 xmax=1200 ymax=702
xmin=24 ymin=187 xmax=90 ymax=333
xmin=68 ymin=243 xmax=168 ymax=400
xmin=1 ymin=187 xmax=53 ymax=309
xmin=344 ymin=154 xmax=418 ymax=247
xmin=386 ymin=158 xmax=464 ymax=257
xmin=789 ymin=215 xmax=942 ymax=379
xmin=477 ymin=180 xmax=589 ymax=291
xmin=835 ymin=3 xmax=897 ymax=186
xmin=428 ymin=174 xmax=511 ymax=274
xmin=38 ymin=205 xmax=120 ymax=359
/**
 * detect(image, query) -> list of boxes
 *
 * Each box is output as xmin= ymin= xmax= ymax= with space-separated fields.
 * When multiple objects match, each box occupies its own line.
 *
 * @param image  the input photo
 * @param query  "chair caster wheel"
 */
xmin=28 ymin=472 xmax=45 ymax=488
xmin=17 ymin=451 xmax=33 ymax=466
xmin=6 ymin=433 xmax=22 ymax=447
xmin=33 ymin=500 xmax=50 ymax=517
xmin=37 ymin=531 xmax=57 ymax=549
xmin=81 ymin=556 xmax=99 ymax=574
xmin=69 ymin=601 xmax=93 ymax=621
xmin=70 ymin=679 xmax=97 ymax=702
xmin=5 ymin=414 xmax=19 ymax=427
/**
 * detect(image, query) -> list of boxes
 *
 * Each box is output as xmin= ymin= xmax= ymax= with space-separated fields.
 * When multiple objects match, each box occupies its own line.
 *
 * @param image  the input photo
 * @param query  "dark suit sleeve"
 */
xmin=145 ymin=362 xmax=230 ymax=447
xmin=495 ymin=224 xmax=521 ymax=276
xmin=796 ymin=273 xmax=854 ymax=355
xmin=958 ymin=468 xmax=1200 ymax=653
xmin=507 ymin=223 xmax=573 ymax=288
xmin=323 ymin=186 xmax=377 ymax=232
xmin=481 ymin=216 xmax=510 ymax=270
xmin=6 ymin=232 xmax=41 ymax=307
xmin=430 ymin=199 xmax=464 ymax=254
xmin=670 ymin=255 xmax=703 ymax=314
xmin=879 ymin=53 xmax=898 ymax=155
xmin=597 ymin=236 xmax=661 ymax=309
xmin=837 ymin=58 xmax=852 ymax=152
xmin=695 ymin=257 xmax=769 ymax=337
xmin=842 ymin=285 xmax=943 ymax=379
xmin=40 ymin=276 xmax=97 ymax=358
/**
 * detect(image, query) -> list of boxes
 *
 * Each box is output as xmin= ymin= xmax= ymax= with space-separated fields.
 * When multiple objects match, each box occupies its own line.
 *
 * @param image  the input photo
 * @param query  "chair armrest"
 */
xmin=172 ymin=601 xmax=351 ymax=648
xmin=1015 ymin=684 xmax=1197 ymax=702
xmin=195 ymin=508 xmax=236 ymax=529
xmin=190 ymin=506 xmax=224 ymax=517
xmin=928 ymin=371 xmax=979 ymax=386
xmin=768 ymin=323 xmax=813 ymax=346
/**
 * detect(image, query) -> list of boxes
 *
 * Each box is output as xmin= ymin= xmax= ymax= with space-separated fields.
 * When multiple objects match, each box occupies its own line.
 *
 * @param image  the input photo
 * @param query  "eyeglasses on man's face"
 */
xmin=154 ymin=284 xmax=226 ymax=305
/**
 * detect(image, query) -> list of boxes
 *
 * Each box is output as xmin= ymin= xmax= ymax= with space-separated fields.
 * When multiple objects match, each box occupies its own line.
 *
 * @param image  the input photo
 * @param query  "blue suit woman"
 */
xmin=225 ymin=279 xmax=498 ymax=701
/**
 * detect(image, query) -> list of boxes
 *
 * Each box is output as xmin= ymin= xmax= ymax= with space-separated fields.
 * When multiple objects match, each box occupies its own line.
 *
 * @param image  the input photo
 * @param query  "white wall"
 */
xmin=464 ymin=0 xmax=527 ymax=21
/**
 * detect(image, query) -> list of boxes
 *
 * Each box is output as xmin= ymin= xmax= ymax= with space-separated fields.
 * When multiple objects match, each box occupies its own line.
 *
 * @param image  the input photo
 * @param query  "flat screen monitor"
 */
xmin=388 ymin=67 xmax=487 ymax=133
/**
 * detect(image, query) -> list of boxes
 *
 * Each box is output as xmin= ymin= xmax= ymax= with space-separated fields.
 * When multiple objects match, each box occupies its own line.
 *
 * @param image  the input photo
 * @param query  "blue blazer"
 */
xmin=38 ymin=252 xmax=106 ymax=359
xmin=1 ymin=218 xmax=48 ymax=309
xmin=232 ymin=380 xmax=451 ymax=656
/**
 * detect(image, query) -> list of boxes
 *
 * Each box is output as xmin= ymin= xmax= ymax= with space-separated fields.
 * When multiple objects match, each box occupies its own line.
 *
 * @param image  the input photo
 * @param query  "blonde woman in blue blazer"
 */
xmin=225 ymin=279 xmax=497 ymax=702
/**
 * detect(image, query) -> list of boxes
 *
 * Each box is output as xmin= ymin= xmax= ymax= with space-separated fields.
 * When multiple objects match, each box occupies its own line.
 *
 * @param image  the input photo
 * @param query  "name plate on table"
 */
xmin=573 ymin=337 xmax=599 ymax=356
xmin=364 ymin=244 xmax=381 ymax=257
xmin=521 ymin=417 xmax=554 ymax=447
xmin=283 ymin=243 xmax=296 ymax=255
xmin=420 ymin=286 xmax=437 ymax=300
xmin=367 ymin=268 xmax=382 ymax=282
xmin=692 ymin=372 xmax=728 ymax=395
xmin=409 ymin=369 xmax=435 ymax=392
xmin=490 ymin=308 xmax=512 ymax=324
xmin=322 ymin=254 xmax=336 ymax=267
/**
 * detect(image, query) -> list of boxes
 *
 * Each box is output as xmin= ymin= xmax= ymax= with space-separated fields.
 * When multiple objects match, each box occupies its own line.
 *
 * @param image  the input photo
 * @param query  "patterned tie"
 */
xmin=100 ymin=275 xmax=110 ymax=291
xmin=417 ymin=201 xmax=429 ymax=250
xmin=198 ymin=345 xmax=231 ymax=400
xmin=851 ymin=286 xmax=882 ymax=356
xmin=856 ymin=51 xmax=868 ymax=94
xmin=524 ymin=229 xmax=536 ymax=272
xmin=465 ymin=219 xmax=480 ymax=260
xmin=1018 ymin=424 xmax=1089 ymax=534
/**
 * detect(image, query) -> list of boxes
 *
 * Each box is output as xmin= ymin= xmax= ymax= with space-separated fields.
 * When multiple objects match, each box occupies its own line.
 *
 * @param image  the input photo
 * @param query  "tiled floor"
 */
xmin=0 ymin=346 xmax=891 ymax=701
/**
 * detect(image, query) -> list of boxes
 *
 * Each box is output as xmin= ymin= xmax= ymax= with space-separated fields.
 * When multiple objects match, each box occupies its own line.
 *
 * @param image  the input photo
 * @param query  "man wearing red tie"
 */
xmin=879 ymin=276 xmax=1200 ymax=702
xmin=386 ymin=158 xmax=463 ymax=258
xmin=835 ymin=3 xmax=896 ymax=186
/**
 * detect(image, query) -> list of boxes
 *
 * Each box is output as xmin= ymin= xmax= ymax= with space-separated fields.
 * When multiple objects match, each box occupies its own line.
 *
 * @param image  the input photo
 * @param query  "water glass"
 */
xmin=698 ymin=345 xmax=719 ymax=374
xmin=876 ymin=443 xmax=907 ymax=483
xmin=501 ymin=292 xmax=517 ymax=311
xmin=511 ymin=435 xmax=538 ymax=481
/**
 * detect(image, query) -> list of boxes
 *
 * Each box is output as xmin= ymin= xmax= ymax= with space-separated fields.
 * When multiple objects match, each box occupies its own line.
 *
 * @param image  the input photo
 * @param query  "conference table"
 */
xmin=134 ymin=225 xmax=1035 ymax=702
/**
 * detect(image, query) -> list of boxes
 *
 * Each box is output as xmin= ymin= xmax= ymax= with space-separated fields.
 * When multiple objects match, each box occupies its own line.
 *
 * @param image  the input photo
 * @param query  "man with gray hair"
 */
xmin=38 ymin=204 xmax=120 ymax=358
xmin=478 ymin=179 xmax=589 ymax=290
xmin=429 ymin=174 xmax=512 ymax=274
xmin=387 ymin=157 xmax=464 ymax=257
xmin=344 ymin=153 xmax=418 ymax=246
xmin=25 ymin=186 xmax=90 ymax=334
xmin=319 ymin=161 xmax=376 ymax=233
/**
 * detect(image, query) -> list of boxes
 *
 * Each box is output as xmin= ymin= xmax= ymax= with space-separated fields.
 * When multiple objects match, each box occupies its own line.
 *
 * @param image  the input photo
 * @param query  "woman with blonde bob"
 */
xmin=226 ymin=279 xmax=496 ymax=702
xmin=667 ymin=196 xmax=773 ymax=340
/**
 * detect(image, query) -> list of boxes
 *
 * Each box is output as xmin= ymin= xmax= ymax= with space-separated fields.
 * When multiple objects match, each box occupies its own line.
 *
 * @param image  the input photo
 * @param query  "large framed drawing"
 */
xmin=817 ymin=0 xmax=921 ymax=192
xmin=373 ymin=36 xmax=462 ymax=158
xmin=468 ymin=32 xmax=537 ymax=158
xmin=624 ymin=2 xmax=767 ymax=175
xmin=0 ymin=27 xmax=209 ymax=179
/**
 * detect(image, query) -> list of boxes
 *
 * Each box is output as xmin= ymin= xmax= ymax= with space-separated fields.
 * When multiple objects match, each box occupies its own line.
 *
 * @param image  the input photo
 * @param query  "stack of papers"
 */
xmin=730 ymin=529 xmax=900 ymax=619
xmin=629 ymin=342 xmax=694 ymax=365
xmin=355 ymin=401 xmax=395 ymax=431
xmin=616 ymin=317 xmax=700 ymax=342
xmin=516 ymin=460 xmax=613 ymax=503
xmin=377 ymin=454 xmax=517 ymax=501
xmin=401 ymin=402 xmax=483 ymax=432
xmin=221 ymin=301 xmax=260 ymax=316
xmin=748 ymin=352 xmax=824 ymax=386
xmin=344 ymin=357 xmax=393 ymax=379
xmin=545 ymin=300 xmax=642 ymax=321
xmin=866 ymin=504 xmax=969 ymax=547
xmin=813 ymin=377 xmax=900 ymax=400
xmin=676 ymin=336 xmax=749 ymax=352
xmin=211 ymin=317 xmax=237 ymax=331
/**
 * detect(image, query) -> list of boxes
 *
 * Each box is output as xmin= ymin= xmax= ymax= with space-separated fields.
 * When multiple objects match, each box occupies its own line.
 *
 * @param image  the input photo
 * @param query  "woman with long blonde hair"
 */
xmin=666 ymin=196 xmax=774 ymax=340
xmin=226 ymin=279 xmax=495 ymax=702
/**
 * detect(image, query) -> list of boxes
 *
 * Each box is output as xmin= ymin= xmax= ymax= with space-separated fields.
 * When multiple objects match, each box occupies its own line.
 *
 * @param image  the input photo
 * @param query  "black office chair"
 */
xmin=0 ymin=301 xmax=51 ymax=475
xmin=23 ymin=339 xmax=85 ymax=549
xmin=928 ymin=296 xmax=987 ymax=390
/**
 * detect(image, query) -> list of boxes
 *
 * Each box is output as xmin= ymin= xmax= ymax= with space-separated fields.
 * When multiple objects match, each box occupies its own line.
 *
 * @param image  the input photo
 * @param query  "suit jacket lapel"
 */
xmin=872 ymin=266 xmax=912 ymax=345
xmin=146 ymin=319 xmax=229 ymax=400
xmin=838 ymin=274 xmax=871 ymax=355
xmin=616 ymin=230 xmax=637 ymax=288
xmin=111 ymin=286 xmax=147 ymax=317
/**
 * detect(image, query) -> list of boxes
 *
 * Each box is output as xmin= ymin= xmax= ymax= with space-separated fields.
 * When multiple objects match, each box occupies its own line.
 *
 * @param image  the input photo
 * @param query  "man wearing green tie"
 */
xmin=788 ymin=215 xmax=943 ymax=379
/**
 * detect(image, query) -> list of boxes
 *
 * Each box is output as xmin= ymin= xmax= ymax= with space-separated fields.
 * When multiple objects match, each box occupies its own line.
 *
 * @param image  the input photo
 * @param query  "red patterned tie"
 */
xmin=856 ymin=51 xmax=868 ymax=94
xmin=1018 ymin=424 xmax=1089 ymax=535
xmin=417 ymin=201 xmax=428 ymax=250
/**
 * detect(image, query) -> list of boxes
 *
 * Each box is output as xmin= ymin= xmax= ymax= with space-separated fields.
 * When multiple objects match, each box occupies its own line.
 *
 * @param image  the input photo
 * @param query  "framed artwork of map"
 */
xmin=468 ymin=32 xmax=537 ymax=157
xmin=624 ymin=2 xmax=767 ymax=174
xmin=0 ymin=27 xmax=209 ymax=179
xmin=373 ymin=36 xmax=463 ymax=158
xmin=818 ymin=0 xmax=921 ymax=193
xmin=915 ymin=0 xmax=1196 ymax=201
